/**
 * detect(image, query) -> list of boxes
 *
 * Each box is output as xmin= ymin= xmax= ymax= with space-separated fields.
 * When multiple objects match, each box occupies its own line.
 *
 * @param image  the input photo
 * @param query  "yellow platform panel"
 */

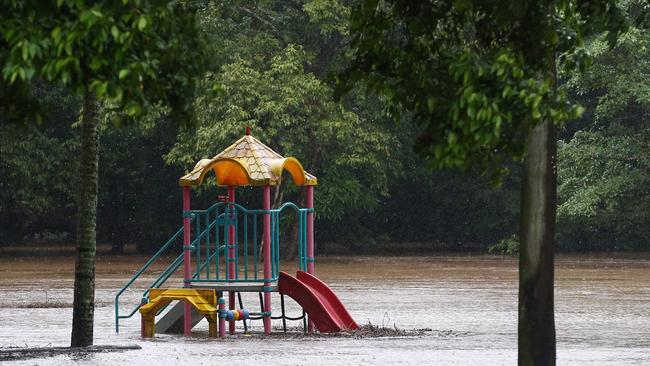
xmin=140 ymin=288 xmax=218 ymax=338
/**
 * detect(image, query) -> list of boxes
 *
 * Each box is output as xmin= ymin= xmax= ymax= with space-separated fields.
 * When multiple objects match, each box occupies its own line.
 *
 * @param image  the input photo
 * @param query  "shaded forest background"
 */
xmin=1 ymin=1 xmax=648 ymax=254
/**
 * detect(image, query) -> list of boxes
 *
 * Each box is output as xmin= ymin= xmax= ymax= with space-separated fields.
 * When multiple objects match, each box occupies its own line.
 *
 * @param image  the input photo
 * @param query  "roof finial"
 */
xmin=245 ymin=126 xmax=250 ymax=135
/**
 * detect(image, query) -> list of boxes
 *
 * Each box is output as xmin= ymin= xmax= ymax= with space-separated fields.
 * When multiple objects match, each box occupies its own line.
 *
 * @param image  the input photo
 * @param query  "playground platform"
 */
xmin=115 ymin=131 xmax=359 ymax=338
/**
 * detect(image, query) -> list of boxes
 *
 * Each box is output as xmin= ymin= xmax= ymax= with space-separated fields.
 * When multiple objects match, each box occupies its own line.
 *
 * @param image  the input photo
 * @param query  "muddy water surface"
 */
xmin=1 ymin=254 xmax=650 ymax=365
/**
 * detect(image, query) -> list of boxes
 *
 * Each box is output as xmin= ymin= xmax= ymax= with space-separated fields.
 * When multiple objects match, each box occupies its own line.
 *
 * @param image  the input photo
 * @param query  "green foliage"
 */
xmin=0 ymin=83 xmax=80 ymax=243
xmin=358 ymin=167 xmax=519 ymax=248
xmin=1 ymin=0 xmax=206 ymax=122
xmin=165 ymin=2 xmax=403 ymax=224
xmin=435 ymin=50 xmax=583 ymax=176
xmin=3 ymin=0 xmax=648 ymax=259
xmin=0 ymin=124 xmax=76 ymax=213
xmin=557 ymin=1 xmax=650 ymax=251
xmin=558 ymin=130 xmax=650 ymax=250
xmin=0 ymin=124 xmax=78 ymax=242
xmin=559 ymin=131 xmax=647 ymax=218
xmin=168 ymin=44 xmax=401 ymax=221
xmin=97 ymin=117 xmax=182 ymax=252
xmin=563 ymin=5 xmax=650 ymax=124
xmin=303 ymin=0 xmax=351 ymax=36
xmin=0 ymin=0 xmax=208 ymax=252
xmin=488 ymin=234 xmax=520 ymax=256
xmin=339 ymin=0 xmax=627 ymax=180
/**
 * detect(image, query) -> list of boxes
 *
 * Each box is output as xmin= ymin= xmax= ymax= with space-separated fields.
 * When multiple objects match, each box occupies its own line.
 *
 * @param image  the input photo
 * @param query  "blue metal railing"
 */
xmin=114 ymin=224 xmax=188 ymax=333
xmin=114 ymin=201 xmax=311 ymax=333
xmin=188 ymin=201 xmax=310 ymax=283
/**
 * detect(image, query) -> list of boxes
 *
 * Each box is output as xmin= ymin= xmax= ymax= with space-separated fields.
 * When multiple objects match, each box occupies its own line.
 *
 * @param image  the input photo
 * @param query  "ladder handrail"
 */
xmin=119 ymin=234 xmax=217 ymax=326
xmin=115 ymin=201 xmax=314 ymax=333
xmin=114 ymin=216 xmax=222 ymax=332
xmin=114 ymin=222 xmax=190 ymax=333
xmin=115 ymin=252 xmax=186 ymax=325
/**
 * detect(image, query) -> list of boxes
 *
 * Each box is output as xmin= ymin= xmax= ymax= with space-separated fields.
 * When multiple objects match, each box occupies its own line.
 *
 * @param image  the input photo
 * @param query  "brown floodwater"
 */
xmin=1 ymin=254 xmax=650 ymax=365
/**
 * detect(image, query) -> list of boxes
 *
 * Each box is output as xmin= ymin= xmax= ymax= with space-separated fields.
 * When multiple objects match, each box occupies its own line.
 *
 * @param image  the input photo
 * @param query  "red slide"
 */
xmin=278 ymin=271 xmax=359 ymax=333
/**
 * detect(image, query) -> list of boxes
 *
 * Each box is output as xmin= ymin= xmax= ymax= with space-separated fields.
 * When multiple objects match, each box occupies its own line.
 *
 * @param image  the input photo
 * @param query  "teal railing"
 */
xmin=114 ymin=224 xmax=188 ymax=333
xmin=114 ymin=201 xmax=311 ymax=333
xmin=188 ymin=201 xmax=310 ymax=282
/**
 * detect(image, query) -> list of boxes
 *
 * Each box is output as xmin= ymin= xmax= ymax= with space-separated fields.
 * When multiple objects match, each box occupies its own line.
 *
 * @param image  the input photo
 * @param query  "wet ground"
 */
xmin=1 ymin=254 xmax=650 ymax=365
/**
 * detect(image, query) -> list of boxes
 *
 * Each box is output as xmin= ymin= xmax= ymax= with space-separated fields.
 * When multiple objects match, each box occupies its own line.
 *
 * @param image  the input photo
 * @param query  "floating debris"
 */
xmin=0 ymin=345 xmax=141 ymax=362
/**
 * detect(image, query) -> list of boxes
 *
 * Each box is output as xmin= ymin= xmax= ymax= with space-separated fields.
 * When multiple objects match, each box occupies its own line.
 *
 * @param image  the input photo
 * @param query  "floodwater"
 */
xmin=1 ymin=254 xmax=650 ymax=365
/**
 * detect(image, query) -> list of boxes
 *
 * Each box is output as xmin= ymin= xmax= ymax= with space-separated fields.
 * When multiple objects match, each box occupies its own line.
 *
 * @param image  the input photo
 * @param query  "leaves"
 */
xmin=0 ymin=0 xmax=208 ymax=123
xmin=167 ymin=42 xmax=402 ymax=221
xmin=339 ymin=0 xmax=628 ymax=182
xmin=558 ymin=130 xmax=650 ymax=249
xmin=557 ymin=3 xmax=650 ymax=250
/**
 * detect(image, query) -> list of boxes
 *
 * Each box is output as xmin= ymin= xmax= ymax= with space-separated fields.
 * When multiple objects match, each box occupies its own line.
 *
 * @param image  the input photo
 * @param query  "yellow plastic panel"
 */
xmin=212 ymin=159 xmax=251 ymax=186
xmin=178 ymin=134 xmax=318 ymax=187
xmin=268 ymin=157 xmax=307 ymax=186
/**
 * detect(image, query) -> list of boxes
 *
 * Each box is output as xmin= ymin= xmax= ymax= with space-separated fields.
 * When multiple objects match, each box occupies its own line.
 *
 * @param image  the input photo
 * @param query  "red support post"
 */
xmin=218 ymin=297 xmax=226 ymax=338
xmin=182 ymin=186 xmax=192 ymax=336
xmin=227 ymin=186 xmax=236 ymax=335
xmin=306 ymin=185 xmax=315 ymax=275
xmin=306 ymin=185 xmax=315 ymax=333
xmin=263 ymin=186 xmax=272 ymax=335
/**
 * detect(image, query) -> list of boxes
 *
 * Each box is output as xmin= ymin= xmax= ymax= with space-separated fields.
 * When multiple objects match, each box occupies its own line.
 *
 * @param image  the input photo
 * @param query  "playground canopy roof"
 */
xmin=178 ymin=133 xmax=317 ymax=187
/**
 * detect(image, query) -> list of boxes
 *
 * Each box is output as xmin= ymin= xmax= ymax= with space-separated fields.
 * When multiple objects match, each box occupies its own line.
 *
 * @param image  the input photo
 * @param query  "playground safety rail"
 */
xmin=114 ymin=223 xmax=189 ymax=333
xmin=114 ymin=201 xmax=312 ymax=333
xmin=187 ymin=201 xmax=311 ymax=283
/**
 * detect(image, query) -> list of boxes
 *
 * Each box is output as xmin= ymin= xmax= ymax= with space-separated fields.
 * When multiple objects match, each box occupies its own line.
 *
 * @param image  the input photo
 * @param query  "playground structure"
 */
xmin=115 ymin=129 xmax=359 ymax=337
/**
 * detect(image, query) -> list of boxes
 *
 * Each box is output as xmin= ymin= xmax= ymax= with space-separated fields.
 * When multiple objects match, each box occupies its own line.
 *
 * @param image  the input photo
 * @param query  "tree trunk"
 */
xmin=284 ymin=193 xmax=306 ymax=261
xmin=518 ymin=118 xmax=557 ymax=365
xmin=71 ymin=89 xmax=99 ymax=347
xmin=284 ymin=220 xmax=299 ymax=261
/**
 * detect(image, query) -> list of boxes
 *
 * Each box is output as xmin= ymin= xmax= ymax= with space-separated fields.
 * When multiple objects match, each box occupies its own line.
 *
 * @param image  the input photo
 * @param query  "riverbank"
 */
xmin=5 ymin=240 xmax=650 ymax=258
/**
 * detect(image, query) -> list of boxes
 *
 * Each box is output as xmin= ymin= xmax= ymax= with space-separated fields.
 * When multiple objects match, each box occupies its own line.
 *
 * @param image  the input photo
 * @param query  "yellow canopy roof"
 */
xmin=179 ymin=133 xmax=317 ymax=187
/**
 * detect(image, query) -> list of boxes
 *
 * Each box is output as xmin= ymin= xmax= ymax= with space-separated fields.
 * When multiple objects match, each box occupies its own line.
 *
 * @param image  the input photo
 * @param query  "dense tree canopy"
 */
xmin=0 ymin=2 xmax=649 ymax=363
xmin=1 ymin=0 xmax=208 ymax=347
xmin=2 ymin=0 xmax=648 ymax=256
xmin=1 ymin=0 xmax=205 ymax=121
xmin=168 ymin=44 xmax=401 ymax=222
xmin=337 ymin=1 xmax=628 ymax=178
xmin=558 ymin=2 xmax=650 ymax=251
xmin=338 ymin=1 xmax=630 ymax=364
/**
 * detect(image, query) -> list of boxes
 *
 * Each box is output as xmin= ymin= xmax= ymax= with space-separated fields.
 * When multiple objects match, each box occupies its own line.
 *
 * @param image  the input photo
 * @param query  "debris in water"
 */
xmin=0 ymin=345 xmax=141 ymax=362
xmin=350 ymin=322 xmax=424 ymax=338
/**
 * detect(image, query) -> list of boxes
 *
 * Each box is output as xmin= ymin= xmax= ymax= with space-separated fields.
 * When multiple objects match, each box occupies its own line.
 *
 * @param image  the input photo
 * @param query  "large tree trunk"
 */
xmin=518 ymin=118 xmax=557 ymax=365
xmin=71 ymin=90 xmax=99 ymax=347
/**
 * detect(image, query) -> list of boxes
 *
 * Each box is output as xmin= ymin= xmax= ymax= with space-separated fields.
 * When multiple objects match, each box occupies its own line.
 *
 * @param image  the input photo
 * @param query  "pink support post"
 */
xmin=182 ymin=186 xmax=192 ymax=336
xmin=306 ymin=185 xmax=315 ymax=275
xmin=227 ymin=186 xmax=236 ymax=335
xmin=218 ymin=297 xmax=226 ymax=338
xmin=263 ymin=186 xmax=272 ymax=335
xmin=306 ymin=185 xmax=315 ymax=333
xmin=140 ymin=315 xmax=145 ymax=338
